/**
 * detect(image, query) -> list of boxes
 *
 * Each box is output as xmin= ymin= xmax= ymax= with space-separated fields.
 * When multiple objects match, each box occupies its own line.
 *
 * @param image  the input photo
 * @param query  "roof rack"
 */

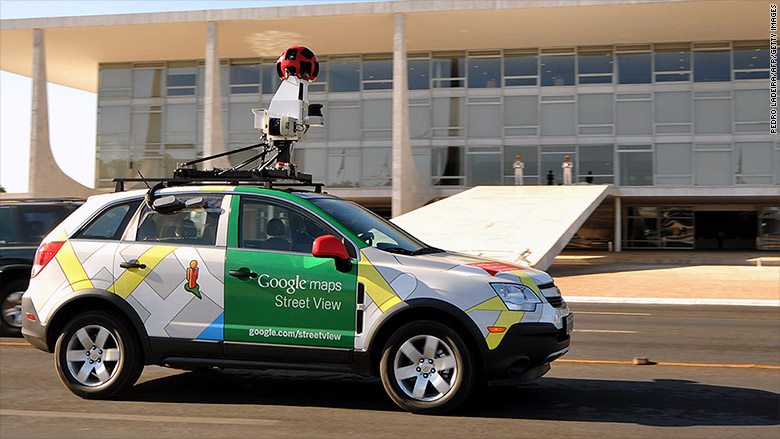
xmin=113 ymin=169 xmax=324 ymax=193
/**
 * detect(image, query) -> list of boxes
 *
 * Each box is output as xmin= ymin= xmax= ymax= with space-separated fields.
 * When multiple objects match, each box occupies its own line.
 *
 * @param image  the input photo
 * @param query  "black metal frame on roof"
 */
xmin=113 ymin=169 xmax=324 ymax=193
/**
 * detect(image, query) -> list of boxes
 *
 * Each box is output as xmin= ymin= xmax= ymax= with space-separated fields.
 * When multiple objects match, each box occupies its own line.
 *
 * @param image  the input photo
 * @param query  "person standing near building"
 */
xmin=562 ymin=155 xmax=573 ymax=185
xmin=546 ymin=170 xmax=554 ymax=185
xmin=513 ymin=155 xmax=524 ymax=185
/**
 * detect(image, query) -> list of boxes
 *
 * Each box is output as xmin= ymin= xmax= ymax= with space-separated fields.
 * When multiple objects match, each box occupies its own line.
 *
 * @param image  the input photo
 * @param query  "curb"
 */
xmin=564 ymin=296 xmax=780 ymax=307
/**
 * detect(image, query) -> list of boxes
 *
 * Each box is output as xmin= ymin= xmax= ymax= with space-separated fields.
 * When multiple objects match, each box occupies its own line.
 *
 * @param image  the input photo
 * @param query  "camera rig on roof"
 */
xmin=114 ymin=46 xmax=324 ymax=193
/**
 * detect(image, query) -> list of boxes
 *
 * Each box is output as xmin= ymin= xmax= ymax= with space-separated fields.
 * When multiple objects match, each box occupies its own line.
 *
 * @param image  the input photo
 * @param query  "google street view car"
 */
xmin=21 ymin=47 xmax=571 ymax=414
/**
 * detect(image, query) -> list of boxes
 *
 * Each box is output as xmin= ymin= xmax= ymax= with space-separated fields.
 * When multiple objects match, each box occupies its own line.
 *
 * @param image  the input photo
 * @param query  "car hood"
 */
xmin=386 ymin=250 xmax=554 ymax=287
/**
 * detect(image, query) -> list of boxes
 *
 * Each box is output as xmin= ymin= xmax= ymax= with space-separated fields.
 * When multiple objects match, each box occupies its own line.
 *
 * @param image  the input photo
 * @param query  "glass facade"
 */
xmin=96 ymin=40 xmax=776 ymax=191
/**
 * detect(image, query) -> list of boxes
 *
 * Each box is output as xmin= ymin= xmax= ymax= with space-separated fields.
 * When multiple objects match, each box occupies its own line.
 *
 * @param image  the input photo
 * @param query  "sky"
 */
xmin=0 ymin=0 xmax=385 ymax=194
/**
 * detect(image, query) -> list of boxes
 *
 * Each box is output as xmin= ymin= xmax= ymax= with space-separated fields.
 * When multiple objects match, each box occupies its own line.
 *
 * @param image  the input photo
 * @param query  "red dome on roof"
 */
xmin=276 ymin=46 xmax=319 ymax=81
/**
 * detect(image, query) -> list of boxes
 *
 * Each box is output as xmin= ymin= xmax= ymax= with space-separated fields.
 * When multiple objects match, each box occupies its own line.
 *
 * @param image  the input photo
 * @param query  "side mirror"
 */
xmin=312 ymin=235 xmax=352 ymax=273
xmin=312 ymin=235 xmax=349 ymax=260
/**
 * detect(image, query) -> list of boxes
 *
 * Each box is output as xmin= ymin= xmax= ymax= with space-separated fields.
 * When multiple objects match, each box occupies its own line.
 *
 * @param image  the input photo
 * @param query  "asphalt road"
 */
xmin=1 ymin=303 xmax=778 ymax=439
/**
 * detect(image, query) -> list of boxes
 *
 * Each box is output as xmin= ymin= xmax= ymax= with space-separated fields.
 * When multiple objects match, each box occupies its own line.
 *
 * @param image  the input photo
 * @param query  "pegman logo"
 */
xmin=184 ymin=260 xmax=203 ymax=299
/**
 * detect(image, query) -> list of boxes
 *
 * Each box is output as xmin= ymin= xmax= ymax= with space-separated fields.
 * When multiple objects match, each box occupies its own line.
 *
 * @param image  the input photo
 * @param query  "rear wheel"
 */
xmin=380 ymin=321 xmax=475 ymax=414
xmin=54 ymin=312 xmax=143 ymax=399
xmin=0 ymin=279 xmax=26 ymax=336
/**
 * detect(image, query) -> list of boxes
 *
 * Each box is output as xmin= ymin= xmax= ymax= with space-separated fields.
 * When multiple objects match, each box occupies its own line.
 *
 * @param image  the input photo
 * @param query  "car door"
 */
xmin=224 ymin=194 xmax=357 ymax=354
xmin=113 ymin=194 xmax=229 ymax=342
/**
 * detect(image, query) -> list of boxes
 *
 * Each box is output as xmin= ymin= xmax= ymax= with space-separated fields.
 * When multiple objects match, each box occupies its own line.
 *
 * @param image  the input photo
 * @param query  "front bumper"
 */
xmin=21 ymin=294 xmax=49 ymax=352
xmin=482 ymin=320 xmax=571 ymax=383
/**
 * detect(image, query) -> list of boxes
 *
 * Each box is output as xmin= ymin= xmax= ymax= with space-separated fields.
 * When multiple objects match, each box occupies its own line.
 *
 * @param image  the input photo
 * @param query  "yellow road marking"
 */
xmin=0 ymin=409 xmax=279 ymax=426
xmin=0 ymin=342 xmax=29 ymax=346
xmin=559 ymin=358 xmax=780 ymax=370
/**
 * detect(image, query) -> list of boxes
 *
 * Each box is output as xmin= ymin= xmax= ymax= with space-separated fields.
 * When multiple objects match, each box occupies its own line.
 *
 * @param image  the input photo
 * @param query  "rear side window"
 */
xmin=1 ymin=203 xmax=81 ymax=244
xmin=136 ymin=195 xmax=224 ymax=245
xmin=74 ymin=200 xmax=141 ymax=240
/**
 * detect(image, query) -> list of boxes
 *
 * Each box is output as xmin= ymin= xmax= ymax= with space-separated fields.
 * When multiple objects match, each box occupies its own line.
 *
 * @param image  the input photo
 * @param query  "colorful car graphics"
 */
xmin=24 ymin=186 xmax=568 ymax=355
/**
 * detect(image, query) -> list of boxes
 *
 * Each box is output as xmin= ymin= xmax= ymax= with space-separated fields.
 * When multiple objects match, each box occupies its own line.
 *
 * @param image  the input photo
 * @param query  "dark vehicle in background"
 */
xmin=0 ymin=198 xmax=82 ymax=336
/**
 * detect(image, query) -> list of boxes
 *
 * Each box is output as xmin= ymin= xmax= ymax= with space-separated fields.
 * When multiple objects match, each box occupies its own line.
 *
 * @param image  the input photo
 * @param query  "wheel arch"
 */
xmin=45 ymin=289 xmax=151 ymax=363
xmin=365 ymin=298 xmax=487 ymax=378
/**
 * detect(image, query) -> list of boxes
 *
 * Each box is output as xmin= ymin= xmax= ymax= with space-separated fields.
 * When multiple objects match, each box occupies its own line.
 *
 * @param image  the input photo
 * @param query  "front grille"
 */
xmin=546 ymin=296 xmax=564 ymax=308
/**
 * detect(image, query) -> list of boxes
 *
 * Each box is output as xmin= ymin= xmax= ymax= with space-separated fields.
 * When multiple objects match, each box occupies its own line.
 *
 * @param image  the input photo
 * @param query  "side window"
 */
xmin=239 ymin=197 xmax=332 ymax=254
xmin=74 ymin=200 xmax=141 ymax=241
xmin=136 ymin=195 xmax=223 ymax=245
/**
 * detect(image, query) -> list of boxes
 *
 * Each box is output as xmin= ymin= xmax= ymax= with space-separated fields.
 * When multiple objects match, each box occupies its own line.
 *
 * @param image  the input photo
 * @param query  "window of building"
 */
xmin=625 ymin=206 xmax=659 ymax=248
xmin=655 ymin=91 xmax=691 ymax=133
xmin=656 ymin=143 xmax=693 ymax=185
xmin=262 ymin=58 xmax=283 ymax=94
xmin=467 ymin=51 xmax=501 ymax=88
xmin=327 ymin=101 xmax=361 ymax=140
xmin=467 ymin=97 xmax=501 ymax=138
xmin=98 ymin=105 xmax=131 ymax=145
xmin=408 ymin=54 xmax=430 ymax=90
xmin=616 ymin=45 xmax=651 ymax=84
xmin=165 ymin=104 xmax=197 ymax=143
xmin=578 ymin=93 xmax=613 ymax=134
xmin=541 ymin=146 xmax=575 ymax=186
xmin=694 ymin=91 xmax=731 ymax=134
xmin=618 ymin=145 xmax=653 ymax=186
xmin=432 ymin=52 xmax=465 ymax=88
xmin=616 ymin=93 xmax=652 ymax=135
xmin=504 ymin=49 xmax=538 ymax=86
xmin=409 ymin=99 xmax=431 ymax=139
xmin=694 ymin=143 xmax=732 ymax=186
xmin=540 ymin=95 xmax=575 ymax=136
xmin=578 ymin=46 xmax=613 ymax=84
xmin=503 ymin=145 xmax=538 ymax=185
xmin=97 ymin=150 xmax=132 ymax=185
xmin=432 ymin=97 xmax=465 ymax=137
xmin=230 ymin=60 xmax=261 ymax=94
xmin=99 ymin=63 xmax=132 ymax=98
xmin=734 ymin=89 xmax=770 ymax=132
xmin=228 ymin=102 xmax=258 ymax=133
xmin=361 ymin=147 xmax=392 ymax=187
xmin=432 ymin=146 xmax=465 ymax=186
xmin=654 ymin=43 xmax=690 ymax=82
xmin=660 ymin=207 xmax=694 ymax=248
xmin=329 ymin=58 xmax=360 ymax=92
xmin=735 ymin=142 xmax=774 ymax=184
xmin=132 ymin=63 xmax=164 ymax=98
xmin=363 ymin=54 xmax=393 ymax=90
xmin=292 ymin=148 xmax=326 ymax=181
xmin=467 ymin=146 xmax=502 ymax=185
xmin=540 ymin=48 xmax=575 ymax=86
xmin=693 ymin=42 xmax=730 ymax=82
xmin=308 ymin=59 xmax=327 ymax=93
xmin=362 ymin=99 xmax=392 ymax=139
xmin=578 ymin=144 xmax=614 ymax=184
xmin=504 ymin=95 xmax=538 ymax=136
xmin=327 ymin=148 xmax=361 ymax=187
xmin=734 ymin=41 xmax=770 ymax=79
xmin=131 ymin=107 xmax=162 ymax=145
xmin=166 ymin=61 xmax=197 ymax=96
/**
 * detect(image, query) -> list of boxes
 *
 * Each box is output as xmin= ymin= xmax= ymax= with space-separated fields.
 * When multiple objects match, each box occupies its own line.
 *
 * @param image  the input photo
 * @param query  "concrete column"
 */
xmin=28 ymin=29 xmax=93 ymax=198
xmin=614 ymin=196 xmax=622 ymax=252
xmin=392 ymin=14 xmax=433 ymax=218
xmin=203 ymin=21 xmax=230 ymax=169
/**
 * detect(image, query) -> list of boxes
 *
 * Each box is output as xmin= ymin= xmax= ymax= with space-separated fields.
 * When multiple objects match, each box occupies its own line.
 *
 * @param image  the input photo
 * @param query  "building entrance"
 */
xmin=694 ymin=211 xmax=757 ymax=250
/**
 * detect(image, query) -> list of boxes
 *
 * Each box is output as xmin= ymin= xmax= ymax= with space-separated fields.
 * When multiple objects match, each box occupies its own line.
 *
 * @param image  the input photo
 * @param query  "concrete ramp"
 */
xmin=392 ymin=185 xmax=610 ymax=271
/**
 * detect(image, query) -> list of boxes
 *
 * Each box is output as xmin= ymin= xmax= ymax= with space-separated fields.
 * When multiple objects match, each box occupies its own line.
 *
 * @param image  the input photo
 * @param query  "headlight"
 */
xmin=491 ymin=283 xmax=541 ymax=311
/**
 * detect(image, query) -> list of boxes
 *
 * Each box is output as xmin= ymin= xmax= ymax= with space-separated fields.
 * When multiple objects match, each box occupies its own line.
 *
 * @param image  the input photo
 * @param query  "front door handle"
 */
xmin=229 ymin=269 xmax=257 ymax=278
xmin=120 ymin=260 xmax=146 ymax=269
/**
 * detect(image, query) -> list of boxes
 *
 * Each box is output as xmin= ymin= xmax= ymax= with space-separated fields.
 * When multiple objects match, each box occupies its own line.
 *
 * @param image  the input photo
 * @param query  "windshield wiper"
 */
xmin=379 ymin=246 xmax=416 ymax=255
xmin=411 ymin=247 xmax=444 ymax=255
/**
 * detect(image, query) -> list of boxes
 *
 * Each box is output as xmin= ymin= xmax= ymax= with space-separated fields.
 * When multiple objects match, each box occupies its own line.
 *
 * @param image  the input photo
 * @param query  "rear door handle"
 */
xmin=229 ymin=269 xmax=257 ymax=278
xmin=120 ymin=261 xmax=146 ymax=269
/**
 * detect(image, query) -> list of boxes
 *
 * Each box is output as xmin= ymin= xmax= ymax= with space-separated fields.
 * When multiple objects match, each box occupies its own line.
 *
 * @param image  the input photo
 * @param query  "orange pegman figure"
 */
xmin=184 ymin=260 xmax=202 ymax=299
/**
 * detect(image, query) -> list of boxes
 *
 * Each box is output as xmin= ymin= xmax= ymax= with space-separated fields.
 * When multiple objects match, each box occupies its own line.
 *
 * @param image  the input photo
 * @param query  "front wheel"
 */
xmin=380 ymin=321 xmax=475 ymax=414
xmin=54 ymin=312 xmax=143 ymax=399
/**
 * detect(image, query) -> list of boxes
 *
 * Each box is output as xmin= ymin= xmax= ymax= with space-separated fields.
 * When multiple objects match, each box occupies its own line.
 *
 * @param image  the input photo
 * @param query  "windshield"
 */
xmin=309 ymin=198 xmax=440 ymax=255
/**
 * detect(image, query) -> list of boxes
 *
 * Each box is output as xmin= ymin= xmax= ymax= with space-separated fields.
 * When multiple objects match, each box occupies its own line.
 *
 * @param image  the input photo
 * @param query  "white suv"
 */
xmin=22 ymin=184 xmax=572 ymax=414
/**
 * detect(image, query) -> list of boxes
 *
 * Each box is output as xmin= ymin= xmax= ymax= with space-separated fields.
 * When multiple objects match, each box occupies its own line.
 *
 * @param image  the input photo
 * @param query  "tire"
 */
xmin=54 ymin=311 xmax=143 ymax=399
xmin=380 ymin=321 xmax=475 ymax=414
xmin=0 ymin=279 xmax=26 ymax=337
